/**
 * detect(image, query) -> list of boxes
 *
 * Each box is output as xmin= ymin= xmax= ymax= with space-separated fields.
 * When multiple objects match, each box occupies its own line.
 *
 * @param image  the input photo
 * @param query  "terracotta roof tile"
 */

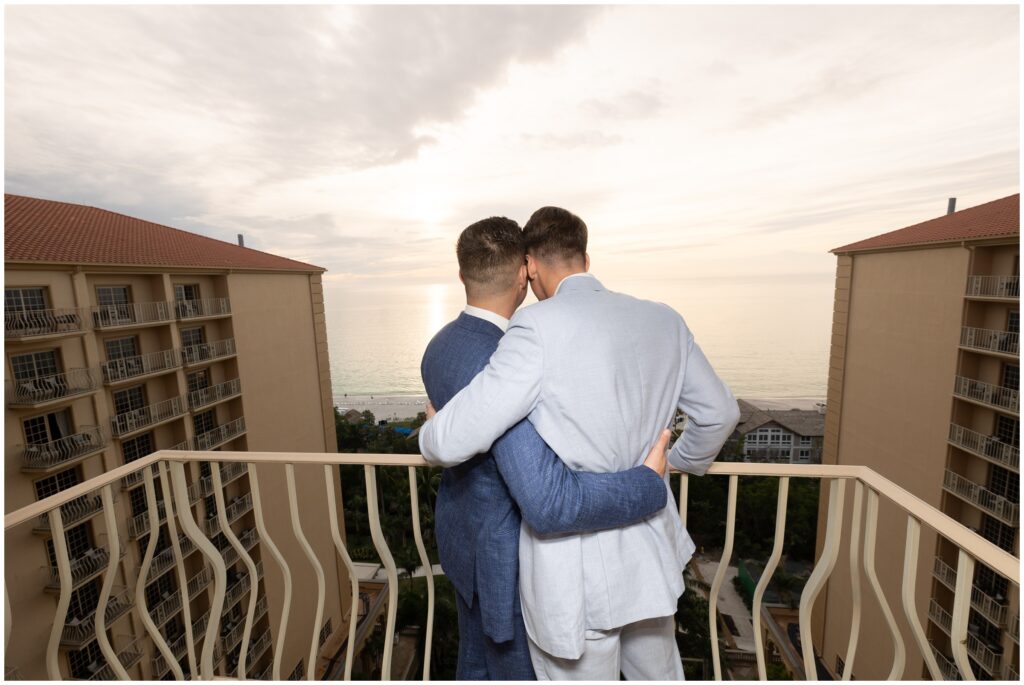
xmin=832 ymin=194 xmax=1019 ymax=254
xmin=4 ymin=194 xmax=324 ymax=272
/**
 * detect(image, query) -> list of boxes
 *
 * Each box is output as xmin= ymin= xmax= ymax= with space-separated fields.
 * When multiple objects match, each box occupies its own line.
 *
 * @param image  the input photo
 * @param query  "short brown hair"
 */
xmin=456 ymin=217 xmax=525 ymax=296
xmin=522 ymin=206 xmax=587 ymax=265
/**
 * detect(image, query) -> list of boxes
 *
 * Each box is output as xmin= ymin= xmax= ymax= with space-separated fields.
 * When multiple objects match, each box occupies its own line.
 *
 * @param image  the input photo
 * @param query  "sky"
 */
xmin=4 ymin=4 xmax=1020 ymax=295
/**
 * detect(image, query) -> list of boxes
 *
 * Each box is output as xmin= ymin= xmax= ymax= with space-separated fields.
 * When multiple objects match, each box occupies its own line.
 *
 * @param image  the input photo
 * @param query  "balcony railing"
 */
xmin=942 ymin=469 xmax=1019 ymax=527
xmin=932 ymin=557 xmax=1009 ymax=626
xmin=147 ymin=534 xmax=199 ymax=582
xmin=19 ymin=426 xmax=105 ymax=472
xmin=182 ymin=338 xmax=236 ymax=366
xmin=61 ymin=587 xmax=133 ymax=647
xmin=110 ymin=396 xmax=187 ymax=437
xmin=193 ymin=417 xmax=246 ymax=451
xmin=91 ymin=301 xmax=174 ymax=329
xmin=84 ymin=638 xmax=143 ymax=680
xmin=1012 ymin=613 xmax=1019 ymax=644
xmin=4 ymin=453 xmax=1019 ymax=681
xmin=952 ymin=375 xmax=1019 ymax=414
xmin=34 ymin=495 xmax=104 ymax=533
xmin=7 ymin=368 xmax=102 ymax=407
xmin=205 ymin=492 xmax=254 ymax=536
xmin=222 ymin=596 xmax=269 ymax=654
xmin=175 ymin=298 xmax=231 ymax=320
xmin=46 ymin=547 xmax=111 ymax=590
xmin=966 ymin=275 xmax=1020 ymax=299
xmin=964 ymin=632 xmax=1001 ymax=675
xmin=127 ymin=500 xmax=166 ymax=539
xmin=930 ymin=644 xmax=962 ymax=681
xmin=961 ymin=326 xmax=1019 ymax=356
xmin=189 ymin=378 xmax=242 ymax=410
xmin=5 ymin=307 xmax=89 ymax=339
xmin=101 ymin=349 xmax=180 ymax=384
xmin=948 ymin=424 xmax=1020 ymax=471
xmin=153 ymin=609 xmax=210 ymax=679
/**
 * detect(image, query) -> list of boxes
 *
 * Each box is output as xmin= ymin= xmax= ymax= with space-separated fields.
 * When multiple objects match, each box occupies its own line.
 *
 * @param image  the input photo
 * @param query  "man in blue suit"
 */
xmin=421 ymin=217 xmax=671 ymax=680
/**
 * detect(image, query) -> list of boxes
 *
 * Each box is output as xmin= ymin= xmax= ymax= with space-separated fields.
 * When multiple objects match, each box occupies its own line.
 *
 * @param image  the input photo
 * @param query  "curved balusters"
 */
xmin=248 ymin=463 xmax=290 ymax=680
xmin=708 ymin=474 xmax=737 ymax=680
xmin=862 ymin=487 xmax=905 ymax=679
xmin=900 ymin=516 xmax=942 ymax=680
xmin=752 ymin=477 xmax=789 ymax=680
xmin=365 ymin=465 xmax=399 ymax=680
xmin=211 ymin=462 xmax=260 ymax=677
xmin=157 ymin=462 xmax=199 ymax=678
xmin=94 ymin=485 xmax=128 ymax=679
xmin=950 ymin=550 xmax=977 ymax=680
xmin=286 ymin=463 xmax=325 ymax=680
xmin=842 ymin=481 xmax=865 ymax=680
xmin=408 ymin=466 xmax=435 ymax=679
xmin=799 ymin=479 xmax=846 ymax=680
xmin=135 ymin=467 xmax=184 ymax=680
xmin=324 ymin=465 xmax=360 ymax=680
xmin=45 ymin=507 xmax=72 ymax=680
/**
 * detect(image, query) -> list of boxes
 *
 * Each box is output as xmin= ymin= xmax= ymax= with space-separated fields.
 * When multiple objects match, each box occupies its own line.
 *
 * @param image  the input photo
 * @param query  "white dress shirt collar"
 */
xmin=464 ymin=305 xmax=509 ymax=332
xmin=555 ymin=272 xmax=597 ymax=295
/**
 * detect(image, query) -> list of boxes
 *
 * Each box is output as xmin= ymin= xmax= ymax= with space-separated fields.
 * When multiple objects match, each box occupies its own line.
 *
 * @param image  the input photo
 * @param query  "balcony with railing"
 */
xmin=110 ymin=396 xmax=187 ymax=438
xmin=182 ymin=338 xmax=236 ymax=366
xmin=960 ymin=326 xmax=1019 ymax=357
xmin=966 ymin=275 xmax=1020 ymax=300
xmin=189 ymin=378 xmax=242 ymax=410
xmin=33 ymin=495 xmax=104 ymax=534
xmin=45 ymin=546 xmax=112 ymax=592
xmin=147 ymin=534 xmax=199 ymax=582
xmin=205 ymin=493 xmax=254 ymax=536
xmin=175 ymin=297 xmax=231 ymax=320
xmin=101 ymin=349 xmax=180 ymax=384
xmin=81 ymin=638 xmax=143 ymax=680
xmin=127 ymin=500 xmax=167 ymax=539
xmin=91 ymin=301 xmax=174 ymax=329
xmin=193 ymin=417 xmax=247 ymax=451
xmin=932 ymin=557 xmax=1009 ymax=626
xmin=1012 ymin=613 xmax=1019 ymax=644
xmin=61 ymin=587 xmax=133 ymax=647
xmin=948 ymin=423 xmax=1020 ymax=471
xmin=5 ymin=306 xmax=89 ymax=340
xmin=18 ymin=426 xmax=105 ymax=472
xmin=4 ymin=451 xmax=1020 ymax=681
xmin=152 ymin=608 xmax=210 ymax=679
xmin=952 ymin=375 xmax=1019 ymax=415
xmin=7 ymin=368 xmax=102 ymax=408
xmin=942 ymin=469 xmax=1019 ymax=526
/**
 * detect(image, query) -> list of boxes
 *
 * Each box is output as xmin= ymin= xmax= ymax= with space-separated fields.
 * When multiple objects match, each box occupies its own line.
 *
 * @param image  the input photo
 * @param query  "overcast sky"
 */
xmin=4 ymin=4 xmax=1019 ymax=290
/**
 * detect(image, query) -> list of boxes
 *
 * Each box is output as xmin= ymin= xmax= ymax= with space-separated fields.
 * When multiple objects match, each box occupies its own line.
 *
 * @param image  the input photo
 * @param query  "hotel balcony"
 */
xmin=182 ymin=338 xmax=236 ymax=366
xmin=188 ymin=378 xmax=242 ymax=411
xmin=193 ymin=417 xmax=247 ymax=451
xmin=930 ymin=644 xmax=962 ymax=681
xmin=110 ymin=395 xmax=187 ymax=438
xmin=147 ymin=534 xmax=200 ymax=582
xmin=960 ymin=326 xmax=1019 ymax=357
xmin=932 ymin=557 xmax=1010 ymax=626
xmin=966 ymin=275 xmax=1020 ymax=300
xmin=191 ymin=461 xmax=250 ymax=501
xmin=5 ymin=306 xmax=89 ymax=340
xmin=204 ymin=492 xmax=254 ymax=536
xmin=952 ymin=375 xmax=1019 ymax=415
xmin=222 ymin=561 xmax=264 ymax=614
xmin=33 ymin=494 xmax=104 ymax=534
xmin=90 ymin=301 xmax=174 ymax=329
xmin=948 ymin=423 xmax=1019 ymax=471
xmin=942 ymin=469 xmax=1019 ymax=527
xmin=101 ymin=349 xmax=180 ymax=385
xmin=61 ymin=587 xmax=133 ymax=648
xmin=175 ymin=297 xmax=231 ymax=320
xmin=221 ymin=596 xmax=269 ymax=656
xmin=153 ymin=608 xmax=210 ymax=679
xmin=5 ymin=452 xmax=1019 ymax=681
xmin=18 ymin=426 xmax=105 ymax=472
xmin=45 ymin=546 xmax=114 ymax=592
xmin=127 ymin=499 xmax=167 ymax=539
xmin=76 ymin=638 xmax=143 ymax=681
xmin=7 ymin=368 xmax=102 ymax=408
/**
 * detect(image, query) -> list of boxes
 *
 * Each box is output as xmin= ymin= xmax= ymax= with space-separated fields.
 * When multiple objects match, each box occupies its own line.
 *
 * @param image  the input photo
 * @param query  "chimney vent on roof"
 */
xmin=237 ymin=234 xmax=245 ymax=247
xmin=947 ymin=198 xmax=957 ymax=215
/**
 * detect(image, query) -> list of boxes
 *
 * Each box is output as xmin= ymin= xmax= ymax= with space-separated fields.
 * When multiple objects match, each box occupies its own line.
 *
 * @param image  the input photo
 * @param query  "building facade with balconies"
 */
xmin=816 ymin=194 xmax=1019 ymax=680
xmin=3 ymin=194 xmax=344 ymax=680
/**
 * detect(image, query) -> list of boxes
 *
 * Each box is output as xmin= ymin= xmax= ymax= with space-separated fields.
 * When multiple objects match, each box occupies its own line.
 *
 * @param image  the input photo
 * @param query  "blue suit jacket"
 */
xmin=421 ymin=312 xmax=667 ymax=644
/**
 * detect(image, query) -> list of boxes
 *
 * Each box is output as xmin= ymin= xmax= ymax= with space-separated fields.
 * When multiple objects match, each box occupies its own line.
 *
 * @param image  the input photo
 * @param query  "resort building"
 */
xmin=729 ymin=399 xmax=825 ymax=464
xmin=3 ymin=194 xmax=346 ymax=679
xmin=814 ymin=194 xmax=1019 ymax=680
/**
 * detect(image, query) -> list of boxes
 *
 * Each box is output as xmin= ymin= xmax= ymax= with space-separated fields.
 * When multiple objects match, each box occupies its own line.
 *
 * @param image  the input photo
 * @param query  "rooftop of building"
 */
xmin=734 ymin=399 xmax=826 ymax=437
xmin=832 ymin=193 xmax=1019 ymax=254
xmin=4 ymin=193 xmax=324 ymax=272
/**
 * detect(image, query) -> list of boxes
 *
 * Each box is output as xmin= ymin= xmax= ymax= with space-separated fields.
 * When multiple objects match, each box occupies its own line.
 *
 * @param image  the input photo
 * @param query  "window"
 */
xmin=113 ymin=385 xmax=146 ymax=416
xmin=68 ymin=580 xmax=101 ymax=621
xmin=800 ymin=436 xmax=812 ymax=446
xmin=23 ymin=408 xmax=74 ymax=445
xmin=10 ymin=349 xmax=60 ymax=381
xmin=995 ymin=416 xmax=1019 ymax=448
xmin=122 ymin=432 xmax=155 ymax=464
xmin=988 ymin=466 xmax=1019 ymax=503
xmin=145 ymin=572 xmax=177 ymax=609
xmin=798 ymin=449 xmax=811 ymax=460
xmin=174 ymin=284 xmax=200 ymax=301
xmin=1009 ymin=311 xmax=1019 ymax=335
xmin=1002 ymin=364 xmax=1019 ymax=391
xmin=780 ymin=434 xmax=792 ymax=444
xmin=975 ymin=564 xmax=1009 ymax=601
xmin=180 ymin=327 xmax=205 ymax=348
xmin=46 ymin=523 xmax=93 ymax=566
xmin=187 ymin=370 xmax=210 ymax=393
xmin=139 ymin=527 xmax=171 ymax=560
xmin=980 ymin=515 xmax=1015 ymax=553
xmin=34 ymin=468 xmax=80 ymax=500
xmin=5 ymin=287 xmax=48 ymax=312
xmin=104 ymin=336 xmax=138 ymax=361
xmin=129 ymin=487 xmax=149 ymax=517
xmin=96 ymin=286 xmax=130 ymax=307
xmin=68 ymin=641 xmax=104 ymax=679
xmin=193 ymin=410 xmax=216 ymax=437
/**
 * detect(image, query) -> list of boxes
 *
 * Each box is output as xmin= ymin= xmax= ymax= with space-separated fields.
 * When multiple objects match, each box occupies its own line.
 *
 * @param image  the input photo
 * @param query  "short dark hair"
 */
xmin=456 ymin=217 xmax=525 ymax=296
xmin=522 ymin=206 xmax=587 ymax=265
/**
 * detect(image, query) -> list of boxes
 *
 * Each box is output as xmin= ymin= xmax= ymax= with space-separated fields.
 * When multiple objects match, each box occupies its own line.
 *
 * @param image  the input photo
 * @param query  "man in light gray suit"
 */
xmin=420 ymin=206 xmax=740 ymax=679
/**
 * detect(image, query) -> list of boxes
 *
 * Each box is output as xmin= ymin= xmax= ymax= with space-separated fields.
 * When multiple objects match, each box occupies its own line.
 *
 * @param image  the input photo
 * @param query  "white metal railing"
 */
xmin=1011 ymin=613 xmax=1019 ymax=643
xmin=19 ymin=426 xmax=105 ymax=471
xmin=942 ymin=469 xmax=1019 ymax=526
xmin=147 ymin=535 xmax=198 ymax=582
xmin=127 ymin=500 xmax=166 ymax=539
xmin=952 ymin=375 xmax=1019 ymax=414
xmin=86 ymin=638 xmax=143 ymax=680
xmin=182 ymin=338 xmax=236 ymax=365
xmin=34 ymin=495 xmax=104 ymax=532
xmin=46 ymin=547 xmax=110 ymax=590
xmin=61 ymin=587 xmax=133 ymax=646
xmin=948 ymin=423 xmax=1020 ymax=471
xmin=91 ymin=301 xmax=174 ymax=329
xmin=932 ymin=557 xmax=1009 ymax=626
xmin=205 ymin=493 xmax=254 ymax=536
xmin=5 ymin=306 xmax=89 ymax=338
xmin=110 ymin=396 xmax=187 ymax=437
xmin=223 ymin=597 xmax=269 ymax=653
xmin=176 ymin=298 xmax=231 ymax=320
xmin=194 ymin=417 xmax=246 ymax=451
xmin=153 ymin=609 xmax=209 ymax=678
xmin=966 ymin=275 xmax=1020 ymax=299
xmin=930 ymin=643 xmax=962 ymax=681
xmin=101 ymin=349 xmax=180 ymax=384
xmin=964 ymin=632 xmax=1000 ymax=674
xmin=189 ymin=378 xmax=242 ymax=410
xmin=960 ymin=326 xmax=1019 ymax=356
xmin=4 ymin=452 xmax=1020 ymax=682
xmin=7 ymin=368 xmax=102 ymax=406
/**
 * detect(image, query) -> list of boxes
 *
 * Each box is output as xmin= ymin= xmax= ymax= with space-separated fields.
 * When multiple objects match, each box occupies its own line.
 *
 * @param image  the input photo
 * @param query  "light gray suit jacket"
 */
xmin=419 ymin=273 xmax=740 ymax=659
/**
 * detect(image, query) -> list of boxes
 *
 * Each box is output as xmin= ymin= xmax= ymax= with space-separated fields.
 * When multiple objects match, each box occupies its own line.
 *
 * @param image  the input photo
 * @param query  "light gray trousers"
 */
xmin=527 ymin=615 xmax=686 ymax=681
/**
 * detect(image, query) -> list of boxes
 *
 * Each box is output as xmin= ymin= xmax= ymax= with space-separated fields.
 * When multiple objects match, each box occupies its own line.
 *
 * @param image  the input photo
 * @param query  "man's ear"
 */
xmin=525 ymin=254 xmax=539 ymax=280
xmin=517 ymin=263 xmax=528 ymax=289
xmin=458 ymin=271 xmax=465 ymax=285
xmin=584 ymin=253 xmax=591 ymax=272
